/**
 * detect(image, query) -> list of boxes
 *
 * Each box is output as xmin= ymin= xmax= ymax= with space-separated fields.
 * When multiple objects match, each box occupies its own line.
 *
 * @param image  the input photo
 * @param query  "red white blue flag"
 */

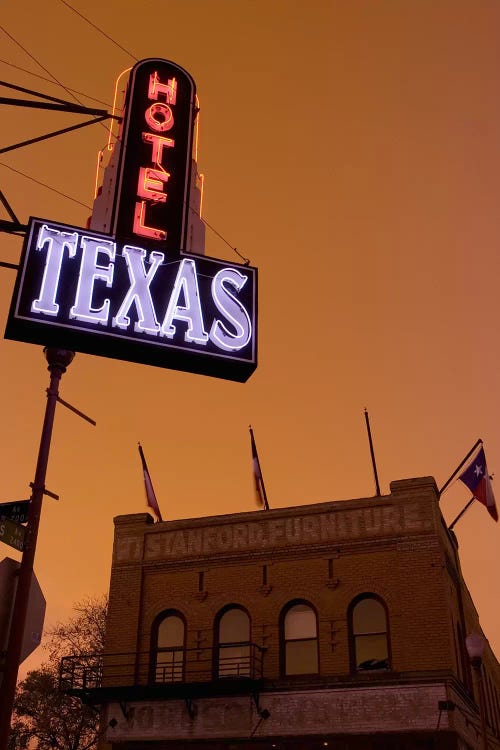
xmin=138 ymin=444 xmax=163 ymax=522
xmin=459 ymin=447 xmax=498 ymax=522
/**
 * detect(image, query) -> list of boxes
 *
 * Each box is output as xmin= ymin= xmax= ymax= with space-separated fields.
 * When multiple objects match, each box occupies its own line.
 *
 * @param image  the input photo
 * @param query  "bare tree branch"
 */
xmin=8 ymin=596 xmax=107 ymax=750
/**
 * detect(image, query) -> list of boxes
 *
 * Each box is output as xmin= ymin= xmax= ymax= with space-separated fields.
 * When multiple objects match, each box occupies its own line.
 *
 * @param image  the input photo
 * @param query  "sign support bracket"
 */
xmin=28 ymin=484 xmax=59 ymax=501
xmin=56 ymin=395 xmax=96 ymax=426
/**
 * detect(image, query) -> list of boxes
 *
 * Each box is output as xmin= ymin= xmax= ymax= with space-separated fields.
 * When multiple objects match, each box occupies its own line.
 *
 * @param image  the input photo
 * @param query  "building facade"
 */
xmin=62 ymin=476 xmax=500 ymax=749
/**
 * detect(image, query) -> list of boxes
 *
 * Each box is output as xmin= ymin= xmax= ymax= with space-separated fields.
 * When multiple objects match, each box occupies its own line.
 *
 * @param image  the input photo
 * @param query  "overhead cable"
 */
xmin=0 ymin=24 xmax=84 ymax=106
xmin=1 ymin=164 xmax=249 ymax=262
xmin=57 ymin=0 xmax=138 ymax=62
xmin=0 ymin=25 xmax=114 ymax=138
xmin=0 ymin=162 xmax=91 ymax=210
xmin=0 ymin=58 xmax=112 ymax=107
xmin=1 ymin=18 xmax=247 ymax=263
xmin=192 ymin=207 xmax=250 ymax=265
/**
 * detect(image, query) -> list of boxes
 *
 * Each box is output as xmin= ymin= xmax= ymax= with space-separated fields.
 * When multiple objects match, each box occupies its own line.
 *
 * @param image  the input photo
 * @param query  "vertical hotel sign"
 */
xmin=4 ymin=59 xmax=258 ymax=382
xmin=111 ymin=59 xmax=195 ymax=252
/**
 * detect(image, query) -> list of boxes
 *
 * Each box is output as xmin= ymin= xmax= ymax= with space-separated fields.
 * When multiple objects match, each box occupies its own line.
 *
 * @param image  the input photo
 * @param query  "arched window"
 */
xmin=152 ymin=611 xmax=185 ymax=683
xmin=281 ymin=600 xmax=319 ymax=676
xmin=349 ymin=594 xmax=390 ymax=671
xmin=216 ymin=606 xmax=251 ymax=678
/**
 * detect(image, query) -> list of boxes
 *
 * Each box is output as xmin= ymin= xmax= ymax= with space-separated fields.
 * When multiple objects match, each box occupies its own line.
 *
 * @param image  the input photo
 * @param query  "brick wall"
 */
xmin=105 ymin=477 xmax=461 ymax=680
xmin=100 ymin=477 xmax=500 ymax=748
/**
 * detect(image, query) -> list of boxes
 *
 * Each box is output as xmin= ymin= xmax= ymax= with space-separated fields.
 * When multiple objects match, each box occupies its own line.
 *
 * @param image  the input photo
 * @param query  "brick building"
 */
xmin=62 ymin=476 xmax=500 ymax=749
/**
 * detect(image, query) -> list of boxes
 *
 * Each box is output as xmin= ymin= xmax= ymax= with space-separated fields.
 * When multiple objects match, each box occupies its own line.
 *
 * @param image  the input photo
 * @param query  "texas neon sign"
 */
xmin=5 ymin=219 xmax=257 ymax=381
xmin=5 ymin=59 xmax=258 ymax=381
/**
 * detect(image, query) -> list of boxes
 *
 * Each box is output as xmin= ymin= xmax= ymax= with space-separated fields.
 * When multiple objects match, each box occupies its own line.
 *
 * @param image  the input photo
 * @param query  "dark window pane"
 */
xmin=284 ymin=604 xmax=317 ymax=640
xmin=355 ymin=634 xmax=389 ymax=669
xmin=218 ymin=644 xmax=251 ymax=677
xmin=353 ymin=598 xmax=386 ymax=634
xmin=156 ymin=649 xmax=183 ymax=682
xmin=286 ymin=639 xmax=318 ymax=675
xmin=219 ymin=609 xmax=250 ymax=644
xmin=218 ymin=608 xmax=251 ymax=678
xmin=158 ymin=615 xmax=184 ymax=648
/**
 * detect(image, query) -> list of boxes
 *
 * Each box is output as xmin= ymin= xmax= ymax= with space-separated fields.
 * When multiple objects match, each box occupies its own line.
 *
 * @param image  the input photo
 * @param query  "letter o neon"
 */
xmin=145 ymin=103 xmax=174 ymax=132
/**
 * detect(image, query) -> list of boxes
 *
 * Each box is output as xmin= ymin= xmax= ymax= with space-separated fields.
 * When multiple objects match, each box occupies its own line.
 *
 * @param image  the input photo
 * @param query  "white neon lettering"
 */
xmin=113 ymin=246 xmax=163 ymax=334
xmin=70 ymin=236 xmax=115 ymax=324
xmin=31 ymin=225 xmax=78 ymax=316
xmin=145 ymin=102 xmax=174 ymax=132
xmin=148 ymin=73 xmax=177 ymax=104
xmin=133 ymin=201 xmax=167 ymax=240
xmin=209 ymin=268 xmax=252 ymax=351
xmin=137 ymin=167 xmax=169 ymax=203
xmin=142 ymin=133 xmax=174 ymax=166
xmin=161 ymin=259 xmax=208 ymax=344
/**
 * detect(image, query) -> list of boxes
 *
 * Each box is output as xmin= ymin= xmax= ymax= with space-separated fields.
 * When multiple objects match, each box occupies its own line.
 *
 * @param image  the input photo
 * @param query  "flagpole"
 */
xmin=363 ymin=409 xmax=381 ymax=497
xmin=448 ymin=497 xmax=476 ymax=531
xmin=439 ymin=439 xmax=482 ymax=497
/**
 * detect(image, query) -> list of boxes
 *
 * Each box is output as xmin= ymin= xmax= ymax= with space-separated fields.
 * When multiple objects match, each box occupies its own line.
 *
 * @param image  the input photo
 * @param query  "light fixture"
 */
xmin=465 ymin=633 xmax=488 ymax=750
xmin=465 ymin=633 xmax=485 ymax=666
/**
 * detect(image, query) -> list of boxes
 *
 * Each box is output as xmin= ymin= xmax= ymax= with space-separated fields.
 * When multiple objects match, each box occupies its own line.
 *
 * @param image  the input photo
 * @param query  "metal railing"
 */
xmin=60 ymin=642 xmax=265 ymax=694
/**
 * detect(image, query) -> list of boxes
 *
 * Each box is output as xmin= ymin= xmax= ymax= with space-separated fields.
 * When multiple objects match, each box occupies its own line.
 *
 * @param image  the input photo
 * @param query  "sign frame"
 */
xmin=0 ymin=501 xmax=30 ymax=525
xmin=5 ymin=218 xmax=258 ymax=382
xmin=109 ymin=58 xmax=197 ymax=254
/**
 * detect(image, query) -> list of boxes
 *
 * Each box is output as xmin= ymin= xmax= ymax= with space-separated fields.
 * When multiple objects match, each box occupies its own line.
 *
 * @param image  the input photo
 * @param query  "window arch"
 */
xmin=348 ymin=594 xmax=390 ymax=672
xmin=151 ymin=610 xmax=185 ymax=683
xmin=281 ymin=600 xmax=319 ymax=676
xmin=215 ymin=605 xmax=251 ymax=678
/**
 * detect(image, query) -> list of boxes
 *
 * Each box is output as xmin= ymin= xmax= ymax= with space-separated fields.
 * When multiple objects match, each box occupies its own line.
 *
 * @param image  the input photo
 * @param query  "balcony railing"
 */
xmin=59 ymin=643 xmax=265 ymax=704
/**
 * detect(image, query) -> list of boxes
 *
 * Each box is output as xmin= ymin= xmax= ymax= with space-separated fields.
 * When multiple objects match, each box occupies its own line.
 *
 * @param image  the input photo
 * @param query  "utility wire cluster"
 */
xmin=0 ymin=0 xmax=249 ymax=264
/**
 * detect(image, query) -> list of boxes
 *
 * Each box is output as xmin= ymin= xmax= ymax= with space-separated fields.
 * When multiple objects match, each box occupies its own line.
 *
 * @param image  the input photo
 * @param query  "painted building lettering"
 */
xmin=141 ymin=503 xmax=429 ymax=562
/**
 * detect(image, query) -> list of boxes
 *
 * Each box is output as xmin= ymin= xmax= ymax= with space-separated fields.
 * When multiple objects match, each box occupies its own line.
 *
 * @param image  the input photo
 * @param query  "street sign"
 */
xmin=0 ymin=518 xmax=25 ymax=552
xmin=0 ymin=558 xmax=45 ymax=664
xmin=0 ymin=501 xmax=30 ymax=524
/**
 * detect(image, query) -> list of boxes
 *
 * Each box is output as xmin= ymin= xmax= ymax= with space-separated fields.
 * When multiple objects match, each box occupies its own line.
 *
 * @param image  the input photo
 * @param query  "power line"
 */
xmin=49 ymin=1 xmax=249 ymax=261
xmin=57 ymin=0 xmax=138 ymax=62
xmin=192 ymin=207 xmax=250 ymax=265
xmin=0 ymin=24 xmax=84 ymax=106
xmin=0 ymin=162 xmax=250 ymax=261
xmin=1 ymin=15 xmax=248 ymax=264
xmin=0 ymin=24 xmax=114 ymax=139
xmin=0 ymin=162 xmax=92 ymax=210
xmin=0 ymin=58 xmax=112 ymax=107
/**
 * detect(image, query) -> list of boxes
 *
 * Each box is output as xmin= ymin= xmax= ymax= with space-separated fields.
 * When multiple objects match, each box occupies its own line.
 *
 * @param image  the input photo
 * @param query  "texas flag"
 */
xmin=459 ymin=447 xmax=498 ymax=522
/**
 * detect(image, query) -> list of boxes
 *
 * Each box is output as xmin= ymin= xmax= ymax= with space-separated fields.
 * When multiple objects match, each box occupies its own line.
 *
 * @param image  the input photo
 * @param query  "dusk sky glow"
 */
xmin=1 ymin=0 xmax=499 ymax=677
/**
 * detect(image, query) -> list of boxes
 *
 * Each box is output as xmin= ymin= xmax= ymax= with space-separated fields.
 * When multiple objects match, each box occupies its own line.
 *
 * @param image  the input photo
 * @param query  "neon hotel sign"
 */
xmin=5 ymin=60 xmax=257 ymax=382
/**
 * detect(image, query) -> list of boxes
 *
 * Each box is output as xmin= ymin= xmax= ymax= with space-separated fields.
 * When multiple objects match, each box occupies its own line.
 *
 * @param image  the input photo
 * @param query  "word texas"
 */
xmin=5 ymin=218 xmax=257 ymax=380
xmin=29 ymin=222 xmax=254 ymax=353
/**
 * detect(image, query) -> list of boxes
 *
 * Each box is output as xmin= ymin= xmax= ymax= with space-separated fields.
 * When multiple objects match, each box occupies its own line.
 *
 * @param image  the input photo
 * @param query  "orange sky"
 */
xmin=1 ymin=0 xmax=499 ymax=676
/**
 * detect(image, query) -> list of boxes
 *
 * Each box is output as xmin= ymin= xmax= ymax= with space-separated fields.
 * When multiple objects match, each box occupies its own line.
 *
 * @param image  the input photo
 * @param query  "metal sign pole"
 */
xmin=0 ymin=347 xmax=74 ymax=750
